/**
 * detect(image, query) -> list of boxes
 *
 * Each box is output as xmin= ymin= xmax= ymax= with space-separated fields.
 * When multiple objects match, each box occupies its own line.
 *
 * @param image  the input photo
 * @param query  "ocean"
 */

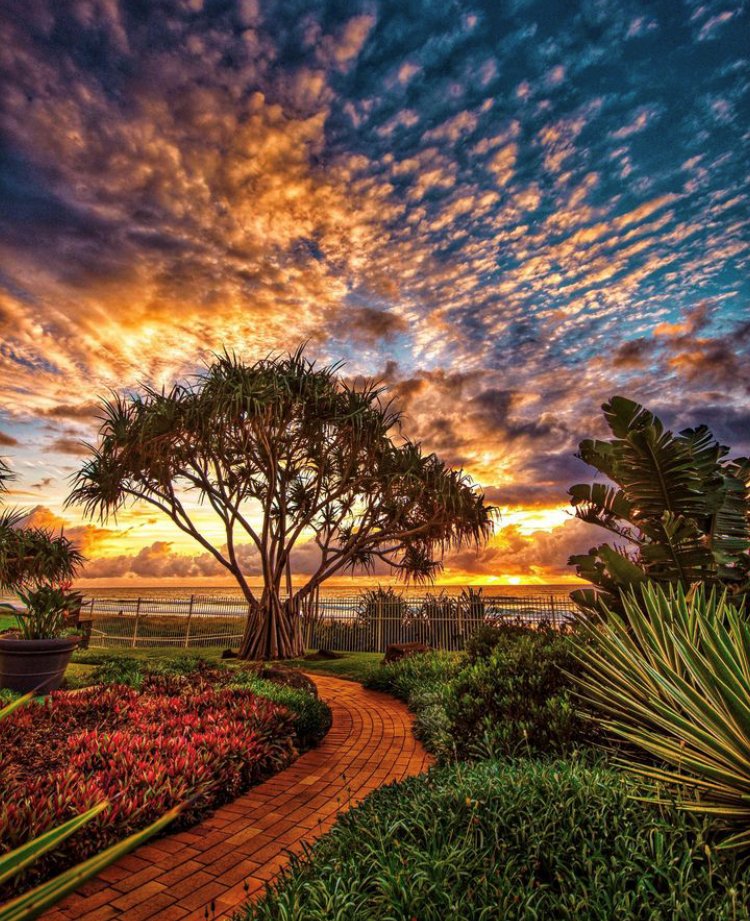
xmin=69 ymin=582 xmax=580 ymax=602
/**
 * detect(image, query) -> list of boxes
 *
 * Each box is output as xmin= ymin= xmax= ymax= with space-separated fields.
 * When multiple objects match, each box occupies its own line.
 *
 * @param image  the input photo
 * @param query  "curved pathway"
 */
xmin=42 ymin=674 xmax=433 ymax=921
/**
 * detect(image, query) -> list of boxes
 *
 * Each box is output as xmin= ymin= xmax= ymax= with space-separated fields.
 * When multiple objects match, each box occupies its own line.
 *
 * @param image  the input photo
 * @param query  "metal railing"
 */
xmin=81 ymin=595 xmax=249 ymax=649
xmin=80 ymin=591 xmax=578 ymax=651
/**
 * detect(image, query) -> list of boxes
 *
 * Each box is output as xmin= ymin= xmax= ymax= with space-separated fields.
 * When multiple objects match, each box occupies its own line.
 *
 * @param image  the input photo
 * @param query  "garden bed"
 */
xmin=0 ymin=661 xmax=331 ymax=898
xmin=242 ymin=758 xmax=750 ymax=920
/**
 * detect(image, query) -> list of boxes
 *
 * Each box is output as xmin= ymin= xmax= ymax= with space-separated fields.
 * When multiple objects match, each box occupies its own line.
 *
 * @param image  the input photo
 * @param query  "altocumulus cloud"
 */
xmin=0 ymin=0 xmax=748 ymax=582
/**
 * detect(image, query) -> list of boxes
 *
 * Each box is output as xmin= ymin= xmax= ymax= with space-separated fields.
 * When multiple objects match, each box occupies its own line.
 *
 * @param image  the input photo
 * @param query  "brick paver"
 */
xmin=40 ymin=674 xmax=433 ymax=921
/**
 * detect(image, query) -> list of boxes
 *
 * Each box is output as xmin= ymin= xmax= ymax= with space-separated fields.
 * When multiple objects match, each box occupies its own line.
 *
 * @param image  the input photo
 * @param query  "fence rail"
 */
xmin=80 ymin=591 xmax=578 ymax=652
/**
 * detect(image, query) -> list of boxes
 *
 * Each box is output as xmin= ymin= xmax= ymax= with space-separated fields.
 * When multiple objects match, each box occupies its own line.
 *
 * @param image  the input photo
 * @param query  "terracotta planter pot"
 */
xmin=0 ymin=635 xmax=80 ymax=694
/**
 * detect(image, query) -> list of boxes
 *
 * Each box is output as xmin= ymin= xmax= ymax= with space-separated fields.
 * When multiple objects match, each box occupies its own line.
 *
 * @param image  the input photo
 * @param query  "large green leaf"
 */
xmin=568 ymin=396 xmax=750 ymax=609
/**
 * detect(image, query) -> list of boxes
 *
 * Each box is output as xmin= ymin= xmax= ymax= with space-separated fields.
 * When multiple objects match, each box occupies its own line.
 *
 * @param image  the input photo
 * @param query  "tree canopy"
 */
xmin=68 ymin=348 xmax=495 ymax=658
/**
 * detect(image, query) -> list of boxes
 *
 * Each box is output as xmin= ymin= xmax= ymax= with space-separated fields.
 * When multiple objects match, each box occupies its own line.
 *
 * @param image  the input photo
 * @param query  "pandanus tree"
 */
xmin=68 ymin=348 xmax=494 ymax=659
xmin=568 ymin=396 xmax=750 ymax=615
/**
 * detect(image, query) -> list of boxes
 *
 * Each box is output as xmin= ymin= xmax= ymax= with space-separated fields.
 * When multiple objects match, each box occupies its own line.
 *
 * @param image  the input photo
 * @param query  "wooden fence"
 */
xmin=81 ymin=591 xmax=578 ymax=652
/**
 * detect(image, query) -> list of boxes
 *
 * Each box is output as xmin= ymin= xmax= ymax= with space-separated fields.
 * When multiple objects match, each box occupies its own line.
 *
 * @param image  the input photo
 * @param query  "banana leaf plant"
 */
xmin=568 ymin=396 xmax=750 ymax=615
xmin=0 ymin=693 xmax=182 ymax=920
xmin=572 ymin=583 xmax=750 ymax=848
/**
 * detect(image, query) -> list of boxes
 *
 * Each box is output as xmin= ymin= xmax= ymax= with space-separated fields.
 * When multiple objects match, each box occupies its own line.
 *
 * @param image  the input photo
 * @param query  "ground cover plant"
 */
xmin=66 ymin=654 xmax=332 ymax=751
xmin=0 ymin=692 xmax=188 ymax=921
xmin=243 ymin=758 xmax=750 ymax=921
xmin=0 ymin=669 xmax=303 ymax=898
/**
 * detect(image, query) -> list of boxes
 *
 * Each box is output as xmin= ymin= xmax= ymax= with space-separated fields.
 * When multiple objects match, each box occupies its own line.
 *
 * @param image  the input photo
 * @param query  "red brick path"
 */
xmin=41 ymin=674 xmax=433 ymax=921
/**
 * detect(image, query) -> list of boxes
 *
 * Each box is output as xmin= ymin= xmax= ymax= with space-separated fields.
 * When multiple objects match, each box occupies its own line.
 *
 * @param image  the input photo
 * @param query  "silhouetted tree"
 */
xmin=69 ymin=348 xmax=495 ymax=659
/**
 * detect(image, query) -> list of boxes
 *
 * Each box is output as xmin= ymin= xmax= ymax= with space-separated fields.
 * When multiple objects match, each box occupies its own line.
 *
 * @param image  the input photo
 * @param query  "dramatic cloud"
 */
xmin=0 ymin=0 xmax=748 ymax=584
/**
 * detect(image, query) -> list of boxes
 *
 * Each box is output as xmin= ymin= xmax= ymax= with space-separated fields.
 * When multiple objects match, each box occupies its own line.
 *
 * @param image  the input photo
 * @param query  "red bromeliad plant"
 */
xmin=0 ymin=676 xmax=297 ymax=897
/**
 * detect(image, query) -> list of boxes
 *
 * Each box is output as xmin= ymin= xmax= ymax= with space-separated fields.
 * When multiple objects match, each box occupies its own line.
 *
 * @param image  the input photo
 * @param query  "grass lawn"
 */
xmin=63 ymin=647 xmax=381 ymax=688
xmin=73 ymin=645 xmax=230 ymax=663
xmin=280 ymin=651 xmax=382 ymax=683
xmin=0 ymin=613 xmax=17 ymax=632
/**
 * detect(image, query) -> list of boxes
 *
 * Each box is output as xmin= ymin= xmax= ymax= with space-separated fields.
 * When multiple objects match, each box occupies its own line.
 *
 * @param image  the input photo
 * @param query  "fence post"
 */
xmin=376 ymin=596 xmax=383 ymax=653
xmin=550 ymin=596 xmax=557 ymax=629
xmin=132 ymin=598 xmax=142 ymax=648
xmin=304 ymin=594 xmax=314 ymax=650
xmin=184 ymin=595 xmax=194 ymax=648
xmin=456 ymin=594 xmax=463 ymax=650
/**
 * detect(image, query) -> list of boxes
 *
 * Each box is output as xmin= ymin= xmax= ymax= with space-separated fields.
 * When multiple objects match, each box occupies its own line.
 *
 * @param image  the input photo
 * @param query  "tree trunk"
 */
xmin=238 ymin=592 xmax=304 ymax=660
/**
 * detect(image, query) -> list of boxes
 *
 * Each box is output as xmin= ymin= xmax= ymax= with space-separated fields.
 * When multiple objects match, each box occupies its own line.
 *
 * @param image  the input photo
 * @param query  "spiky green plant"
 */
xmin=0 ymin=694 xmax=182 ymax=920
xmin=0 ymin=453 xmax=85 ymax=641
xmin=572 ymin=583 xmax=750 ymax=847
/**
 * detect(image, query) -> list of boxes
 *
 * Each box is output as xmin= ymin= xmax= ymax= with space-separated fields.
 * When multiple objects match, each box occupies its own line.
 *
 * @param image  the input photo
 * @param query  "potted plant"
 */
xmin=0 ymin=457 xmax=85 ymax=692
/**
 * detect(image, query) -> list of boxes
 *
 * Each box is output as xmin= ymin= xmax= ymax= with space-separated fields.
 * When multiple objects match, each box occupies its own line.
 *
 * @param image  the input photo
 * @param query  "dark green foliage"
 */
xmin=366 ymin=630 xmax=592 ymax=761
xmin=89 ymin=656 xmax=146 ymax=688
xmin=446 ymin=628 xmax=592 ymax=760
xmin=227 ymin=674 xmax=332 ymax=750
xmin=242 ymin=759 xmax=750 ymax=921
xmin=365 ymin=650 xmax=458 ymax=700
xmin=464 ymin=620 xmax=529 ymax=662
xmin=568 ymin=396 xmax=750 ymax=615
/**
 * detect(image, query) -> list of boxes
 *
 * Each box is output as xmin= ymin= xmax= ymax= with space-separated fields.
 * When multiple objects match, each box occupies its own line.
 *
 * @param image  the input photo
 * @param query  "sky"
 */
xmin=0 ymin=0 xmax=748 ymax=588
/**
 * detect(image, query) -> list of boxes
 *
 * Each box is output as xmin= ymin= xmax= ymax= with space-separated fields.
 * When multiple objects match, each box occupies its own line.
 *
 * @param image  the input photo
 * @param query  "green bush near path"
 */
xmin=227 ymin=673 xmax=332 ymax=750
xmin=242 ymin=758 xmax=750 ymax=921
xmin=365 ymin=629 xmax=592 ymax=761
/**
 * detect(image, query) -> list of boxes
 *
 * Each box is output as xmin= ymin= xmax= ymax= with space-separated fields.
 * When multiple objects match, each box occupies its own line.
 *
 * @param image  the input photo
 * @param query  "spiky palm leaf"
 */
xmin=573 ymin=583 xmax=750 ymax=847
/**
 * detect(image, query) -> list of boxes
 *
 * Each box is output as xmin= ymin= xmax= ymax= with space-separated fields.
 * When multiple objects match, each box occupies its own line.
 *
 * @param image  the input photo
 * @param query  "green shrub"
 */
xmin=364 ymin=650 xmax=459 ymax=700
xmin=447 ymin=628 xmax=593 ymax=760
xmin=242 ymin=758 xmax=750 ymax=921
xmin=366 ymin=632 xmax=592 ymax=761
xmin=464 ymin=619 xmax=532 ymax=661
